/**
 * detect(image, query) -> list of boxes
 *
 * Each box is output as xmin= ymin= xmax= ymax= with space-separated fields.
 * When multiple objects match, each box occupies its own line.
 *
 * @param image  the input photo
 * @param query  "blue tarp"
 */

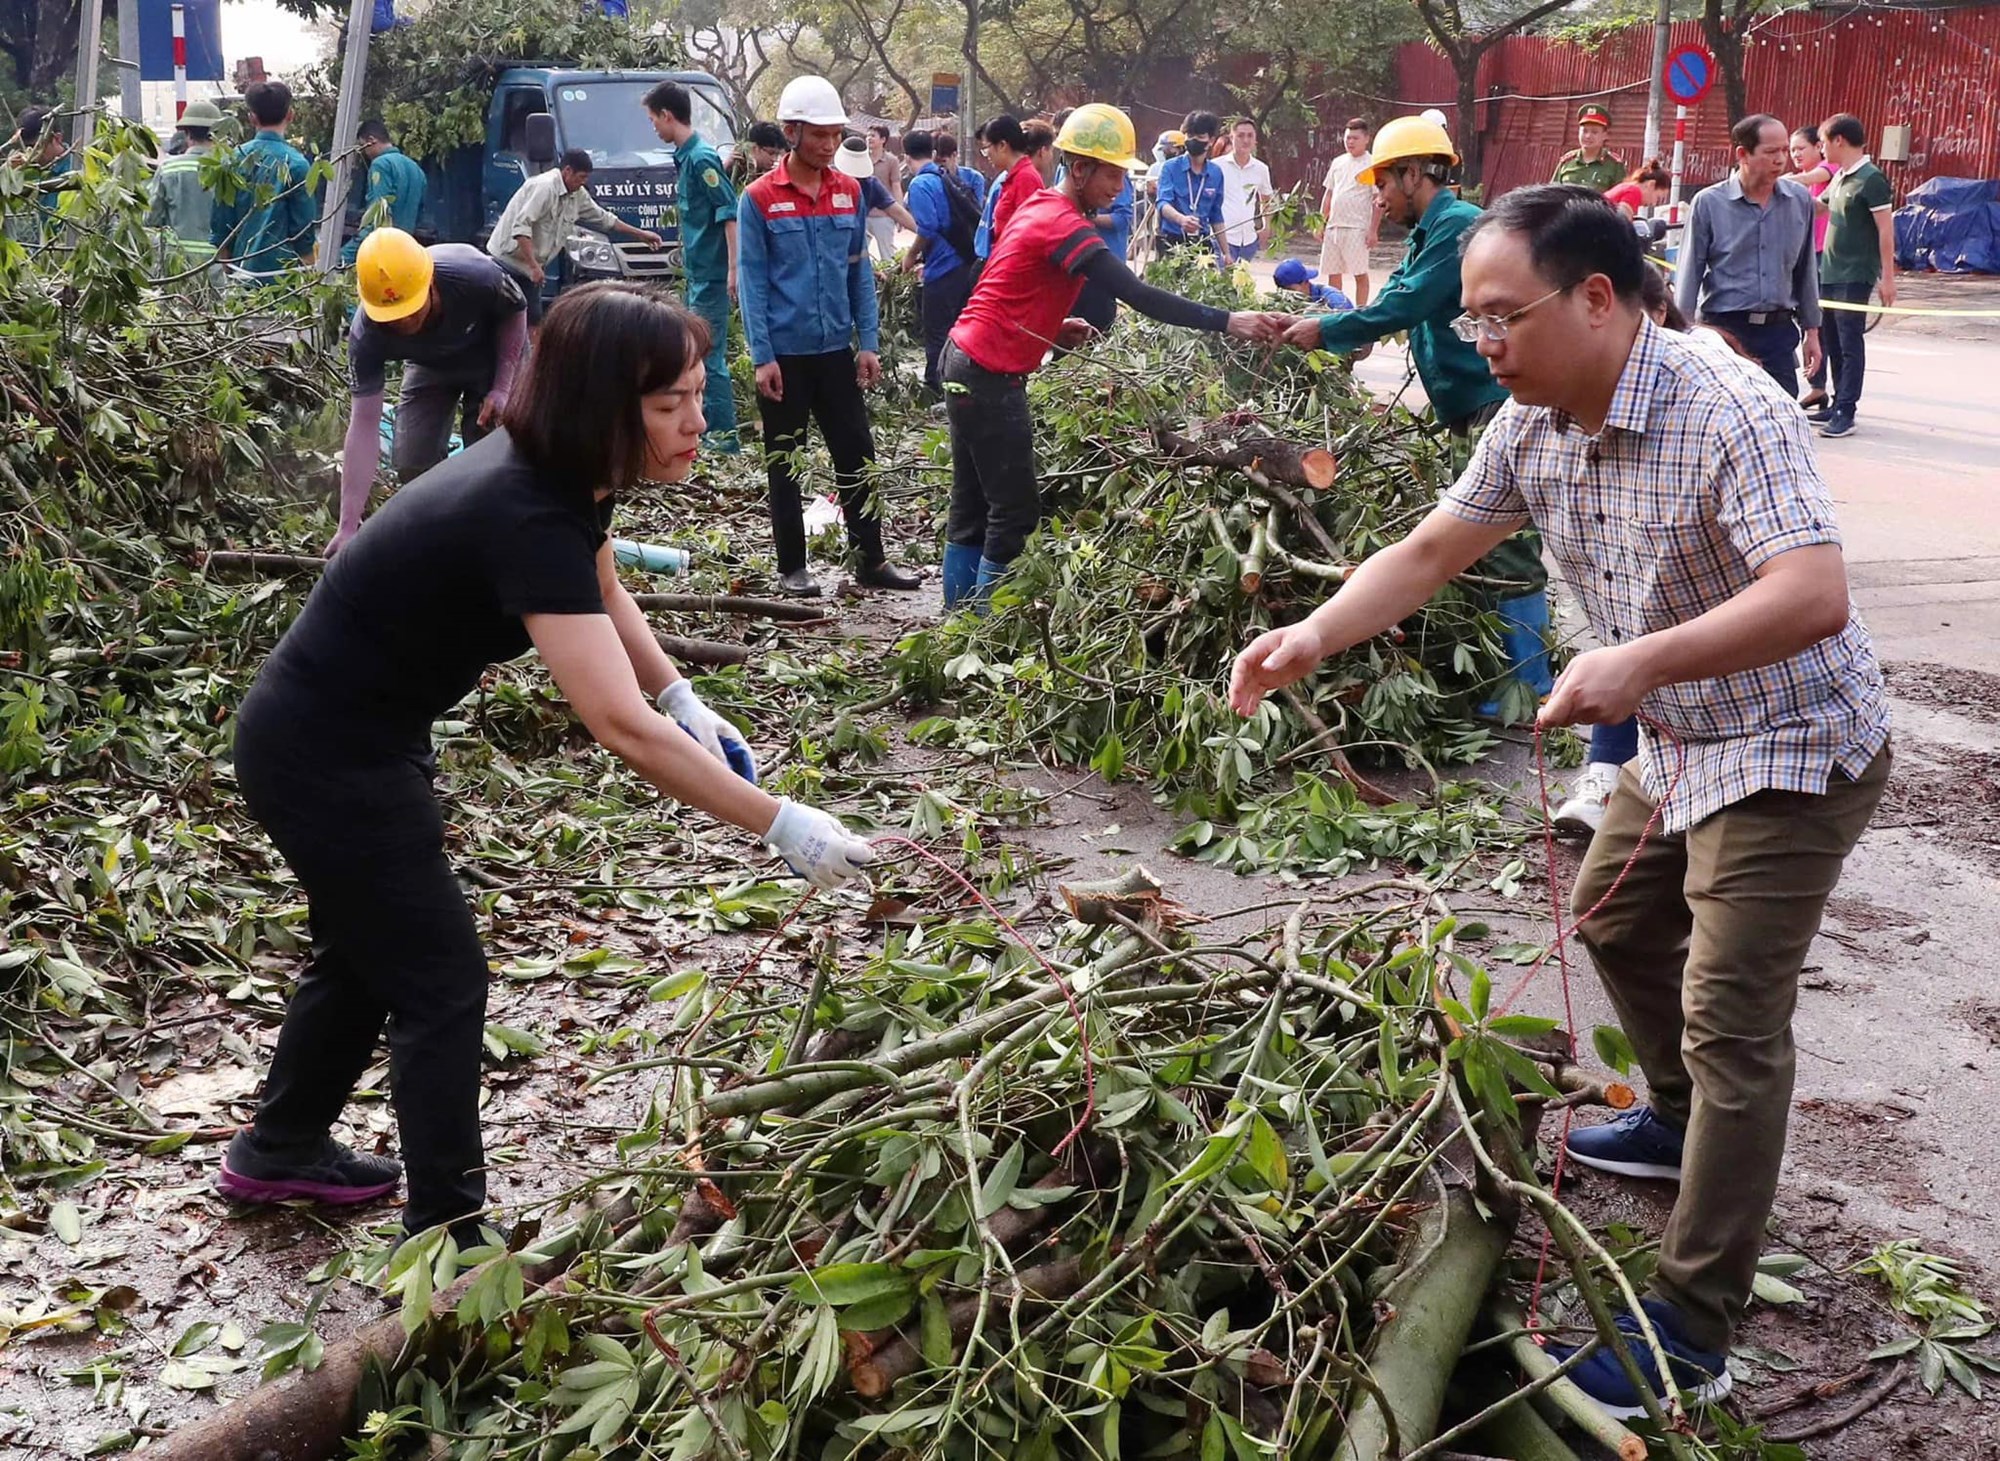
xmin=1894 ymin=176 xmax=2000 ymax=275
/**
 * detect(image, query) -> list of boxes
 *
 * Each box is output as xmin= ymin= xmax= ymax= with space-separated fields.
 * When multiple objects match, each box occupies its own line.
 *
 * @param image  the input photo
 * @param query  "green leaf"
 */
xmin=49 ymin=1200 xmax=82 ymax=1246
xmin=837 ymin=1289 xmax=916 ymax=1332
xmin=977 ymin=1140 xmax=1025 ymax=1218
xmin=171 ymin=1320 xmax=220 ymax=1357
xmin=920 ymin=1292 xmax=952 ymax=1367
xmin=1169 ymin=1116 xmax=1245 ymax=1188
xmin=1592 ymin=1024 xmax=1637 ymax=1076
xmin=789 ymin=1262 xmax=911 ymax=1308
xmin=1244 ymin=1113 xmax=1289 ymax=1192
xmin=1751 ymin=1272 xmax=1807 ymax=1306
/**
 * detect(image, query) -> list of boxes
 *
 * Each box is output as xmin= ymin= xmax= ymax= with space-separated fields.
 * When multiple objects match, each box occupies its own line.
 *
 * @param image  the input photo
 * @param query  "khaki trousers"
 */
xmin=1571 ymin=744 xmax=1891 ymax=1351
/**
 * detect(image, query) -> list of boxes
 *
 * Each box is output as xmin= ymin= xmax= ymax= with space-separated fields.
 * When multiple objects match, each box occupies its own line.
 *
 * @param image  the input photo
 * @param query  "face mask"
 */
xmin=1186 ymin=139 xmax=1209 ymax=157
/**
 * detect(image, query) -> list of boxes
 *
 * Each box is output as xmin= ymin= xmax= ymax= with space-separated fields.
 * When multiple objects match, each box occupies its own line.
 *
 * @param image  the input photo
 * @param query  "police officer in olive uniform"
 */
xmin=1551 ymin=103 xmax=1626 ymax=193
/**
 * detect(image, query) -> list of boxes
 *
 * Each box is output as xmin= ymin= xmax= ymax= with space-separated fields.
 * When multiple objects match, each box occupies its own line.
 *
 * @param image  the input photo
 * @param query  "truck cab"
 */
xmin=422 ymin=67 xmax=735 ymax=289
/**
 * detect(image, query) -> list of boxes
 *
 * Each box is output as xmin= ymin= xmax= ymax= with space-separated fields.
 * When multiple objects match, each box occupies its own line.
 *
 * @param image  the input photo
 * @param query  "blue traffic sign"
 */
xmin=137 ymin=0 xmax=223 ymax=82
xmin=1664 ymin=44 xmax=1714 ymax=107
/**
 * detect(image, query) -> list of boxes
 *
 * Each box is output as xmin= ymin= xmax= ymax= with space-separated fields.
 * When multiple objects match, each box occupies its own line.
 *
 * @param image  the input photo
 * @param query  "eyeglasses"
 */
xmin=1450 ymin=284 xmax=1572 ymax=343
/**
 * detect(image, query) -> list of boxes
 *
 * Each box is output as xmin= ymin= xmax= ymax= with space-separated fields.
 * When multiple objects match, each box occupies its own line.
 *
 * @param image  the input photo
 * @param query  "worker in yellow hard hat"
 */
xmin=1276 ymin=114 xmax=1552 ymax=718
xmin=330 ymin=229 xmax=532 ymax=554
xmin=938 ymin=104 xmax=1289 ymax=606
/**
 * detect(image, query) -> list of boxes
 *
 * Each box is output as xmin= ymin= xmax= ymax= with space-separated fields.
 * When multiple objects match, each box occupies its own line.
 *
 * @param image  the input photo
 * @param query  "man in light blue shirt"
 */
xmin=1155 ymin=110 xmax=1226 ymax=256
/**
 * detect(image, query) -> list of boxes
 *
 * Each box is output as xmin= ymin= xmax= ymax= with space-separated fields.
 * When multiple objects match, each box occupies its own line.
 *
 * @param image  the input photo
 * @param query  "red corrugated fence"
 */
xmin=1386 ymin=6 xmax=2000 ymax=201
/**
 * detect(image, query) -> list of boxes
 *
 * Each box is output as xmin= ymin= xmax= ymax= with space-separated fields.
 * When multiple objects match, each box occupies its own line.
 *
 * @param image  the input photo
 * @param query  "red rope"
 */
xmin=1511 ymin=715 xmax=1687 ymax=1328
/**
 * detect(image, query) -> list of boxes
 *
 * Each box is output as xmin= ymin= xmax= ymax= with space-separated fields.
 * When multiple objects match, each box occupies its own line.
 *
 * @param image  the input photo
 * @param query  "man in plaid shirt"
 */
xmin=1232 ymin=185 xmax=1891 ymax=1419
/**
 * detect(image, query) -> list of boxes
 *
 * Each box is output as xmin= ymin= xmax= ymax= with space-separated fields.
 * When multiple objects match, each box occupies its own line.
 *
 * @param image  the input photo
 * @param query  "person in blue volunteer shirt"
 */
xmin=1273 ymin=257 xmax=1354 ymax=312
xmin=212 ymin=81 xmax=318 ymax=279
xmin=902 ymin=130 xmax=981 ymax=395
xmin=1155 ymin=110 xmax=1227 ymax=257
xmin=737 ymin=75 xmax=921 ymax=598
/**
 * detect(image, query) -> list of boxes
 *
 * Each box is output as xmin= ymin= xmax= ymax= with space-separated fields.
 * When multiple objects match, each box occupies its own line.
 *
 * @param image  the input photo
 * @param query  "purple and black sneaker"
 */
xmin=217 ymin=1131 xmax=402 ymax=1207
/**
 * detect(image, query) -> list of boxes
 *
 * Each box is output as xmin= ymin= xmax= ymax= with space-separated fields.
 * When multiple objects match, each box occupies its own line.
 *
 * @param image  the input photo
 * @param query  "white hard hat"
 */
xmin=778 ymin=75 xmax=847 ymax=127
xmin=1419 ymin=108 xmax=1449 ymax=129
xmin=834 ymin=136 xmax=873 ymax=178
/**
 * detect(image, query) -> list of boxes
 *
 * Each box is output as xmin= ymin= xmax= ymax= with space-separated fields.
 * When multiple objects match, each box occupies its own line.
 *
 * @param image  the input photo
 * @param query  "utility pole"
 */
xmin=118 ymin=0 xmax=143 ymax=124
xmin=71 ymin=0 xmax=107 ymax=150
xmin=963 ymin=0 xmax=978 ymax=174
xmin=1641 ymin=0 xmax=1672 ymax=168
xmin=317 ymin=0 xmax=375 ymax=278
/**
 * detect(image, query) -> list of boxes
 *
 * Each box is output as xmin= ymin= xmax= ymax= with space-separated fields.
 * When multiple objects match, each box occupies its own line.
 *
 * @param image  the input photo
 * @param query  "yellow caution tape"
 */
xmin=1817 ymin=298 xmax=2000 ymax=317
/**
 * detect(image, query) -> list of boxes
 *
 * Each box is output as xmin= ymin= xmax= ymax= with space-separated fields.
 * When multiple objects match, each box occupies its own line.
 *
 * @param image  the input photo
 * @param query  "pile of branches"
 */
xmin=157 ymin=873 xmax=1692 ymax=1461
xmin=893 ymin=258 xmax=1530 ymax=859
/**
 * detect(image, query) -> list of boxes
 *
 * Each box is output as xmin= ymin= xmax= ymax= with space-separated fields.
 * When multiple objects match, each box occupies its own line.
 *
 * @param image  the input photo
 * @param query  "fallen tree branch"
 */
xmin=1154 ymin=424 xmax=1338 ymax=491
xmin=656 ymin=632 xmax=751 ymax=667
xmin=151 ymin=1197 xmax=639 ymax=1461
xmin=1279 ymin=686 xmax=1398 ymax=808
xmin=1330 ymin=1184 xmax=1512 ymax=1461
xmin=1762 ymin=1359 xmax=1907 ymax=1442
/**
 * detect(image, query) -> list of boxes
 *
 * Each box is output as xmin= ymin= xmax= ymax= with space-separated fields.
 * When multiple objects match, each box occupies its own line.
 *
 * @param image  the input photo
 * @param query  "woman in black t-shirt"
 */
xmin=221 ymin=284 xmax=873 ymax=1241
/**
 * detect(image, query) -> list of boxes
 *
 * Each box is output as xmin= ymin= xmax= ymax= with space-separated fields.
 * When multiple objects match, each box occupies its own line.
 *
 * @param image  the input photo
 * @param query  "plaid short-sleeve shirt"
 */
xmin=1442 ymin=318 xmax=1891 ymax=832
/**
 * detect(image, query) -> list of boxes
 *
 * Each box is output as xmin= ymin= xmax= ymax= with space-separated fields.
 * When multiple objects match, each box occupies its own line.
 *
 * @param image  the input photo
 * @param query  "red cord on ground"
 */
xmin=1514 ymin=715 xmax=1687 ymax=1329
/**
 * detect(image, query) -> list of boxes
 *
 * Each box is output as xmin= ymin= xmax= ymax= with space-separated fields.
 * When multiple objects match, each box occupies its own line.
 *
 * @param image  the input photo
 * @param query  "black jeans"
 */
xmin=942 ymin=340 xmax=1038 ymax=565
xmin=920 ymin=265 xmax=975 ymax=397
xmin=1701 ymin=314 xmax=1800 ymax=400
xmin=757 ymin=350 xmax=887 ymax=573
xmin=1820 ymin=280 xmax=1872 ymax=414
xmin=233 ymin=684 xmax=488 ymax=1233
xmin=392 ymin=363 xmax=493 ymax=480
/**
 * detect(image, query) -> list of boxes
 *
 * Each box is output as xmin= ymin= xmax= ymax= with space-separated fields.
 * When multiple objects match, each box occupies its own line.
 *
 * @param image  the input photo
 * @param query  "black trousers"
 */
xmin=1820 ymin=280 xmax=1871 ymax=414
xmin=233 ymin=684 xmax=488 ymax=1233
xmin=392 ymin=363 xmax=493 ymax=480
xmin=757 ymin=350 xmax=887 ymax=573
xmin=920 ymin=265 xmax=975 ymax=397
xmin=942 ymin=340 xmax=1039 ymax=565
xmin=1700 ymin=313 xmax=1800 ymax=400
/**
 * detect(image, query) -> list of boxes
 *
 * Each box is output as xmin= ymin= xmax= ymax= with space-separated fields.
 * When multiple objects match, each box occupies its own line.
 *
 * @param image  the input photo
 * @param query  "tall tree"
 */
xmin=1701 ymin=0 xmax=1769 ymax=124
xmin=1410 ymin=0 xmax=1578 ymax=187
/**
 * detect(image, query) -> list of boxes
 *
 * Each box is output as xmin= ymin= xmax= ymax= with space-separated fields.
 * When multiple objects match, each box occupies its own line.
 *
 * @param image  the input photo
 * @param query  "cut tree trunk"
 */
xmin=655 ymin=632 xmax=751 ymax=667
xmin=1331 ymin=1185 xmax=1512 ymax=1461
xmin=152 ymin=1199 xmax=638 ymax=1461
xmin=1492 ymin=1301 xmax=1647 ymax=1461
xmin=1154 ymin=425 xmax=1337 ymax=491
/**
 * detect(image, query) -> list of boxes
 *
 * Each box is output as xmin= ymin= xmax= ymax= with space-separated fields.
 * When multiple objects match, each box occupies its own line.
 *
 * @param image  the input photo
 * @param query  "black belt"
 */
xmin=1707 ymin=308 xmax=1795 ymax=326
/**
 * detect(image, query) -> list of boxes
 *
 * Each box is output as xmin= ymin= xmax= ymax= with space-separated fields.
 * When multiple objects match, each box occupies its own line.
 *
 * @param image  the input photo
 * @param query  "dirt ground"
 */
xmin=7 ymin=574 xmax=2000 ymax=1452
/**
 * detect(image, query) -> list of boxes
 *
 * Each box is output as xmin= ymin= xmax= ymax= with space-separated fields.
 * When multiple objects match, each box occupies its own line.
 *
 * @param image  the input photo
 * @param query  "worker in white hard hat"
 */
xmin=736 ymin=76 xmax=919 ymax=597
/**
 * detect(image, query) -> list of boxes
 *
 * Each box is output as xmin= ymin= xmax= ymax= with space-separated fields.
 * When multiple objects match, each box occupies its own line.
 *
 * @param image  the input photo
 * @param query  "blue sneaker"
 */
xmin=1548 ymin=1298 xmax=1733 ymax=1419
xmin=1817 ymin=410 xmax=1856 ymax=438
xmin=1564 ymin=1105 xmax=1684 ymax=1181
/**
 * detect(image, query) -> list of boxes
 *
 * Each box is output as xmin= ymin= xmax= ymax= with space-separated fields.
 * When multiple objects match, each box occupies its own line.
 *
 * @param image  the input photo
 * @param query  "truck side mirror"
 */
xmin=525 ymin=112 xmax=557 ymax=166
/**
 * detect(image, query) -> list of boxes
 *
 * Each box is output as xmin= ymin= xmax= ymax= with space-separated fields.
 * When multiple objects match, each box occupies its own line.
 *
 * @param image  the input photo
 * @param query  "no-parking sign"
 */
xmin=1664 ymin=45 xmax=1715 ymax=107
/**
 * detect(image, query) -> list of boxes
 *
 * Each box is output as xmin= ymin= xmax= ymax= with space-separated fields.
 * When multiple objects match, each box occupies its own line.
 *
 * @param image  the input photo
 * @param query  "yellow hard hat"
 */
xmin=354 ymin=228 xmax=433 ymax=323
xmin=1358 ymin=114 xmax=1459 ymax=185
xmin=1056 ymin=103 xmax=1147 ymax=172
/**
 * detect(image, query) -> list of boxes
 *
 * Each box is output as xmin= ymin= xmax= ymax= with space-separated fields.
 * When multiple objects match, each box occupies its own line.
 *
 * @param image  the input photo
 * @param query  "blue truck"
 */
xmin=405 ymin=66 xmax=736 ymax=288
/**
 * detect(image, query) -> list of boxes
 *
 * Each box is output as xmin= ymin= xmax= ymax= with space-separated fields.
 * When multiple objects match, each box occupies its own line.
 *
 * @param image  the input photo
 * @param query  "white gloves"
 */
xmin=764 ymin=800 xmax=874 ymax=890
xmin=658 ymin=680 xmax=759 ymax=784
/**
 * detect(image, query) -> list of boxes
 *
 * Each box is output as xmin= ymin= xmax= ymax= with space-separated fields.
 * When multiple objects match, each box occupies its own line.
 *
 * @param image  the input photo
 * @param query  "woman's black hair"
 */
xmin=1466 ymin=183 xmax=1647 ymax=303
xmin=1792 ymin=123 xmax=1820 ymax=147
xmin=501 ymin=283 xmax=711 ymax=504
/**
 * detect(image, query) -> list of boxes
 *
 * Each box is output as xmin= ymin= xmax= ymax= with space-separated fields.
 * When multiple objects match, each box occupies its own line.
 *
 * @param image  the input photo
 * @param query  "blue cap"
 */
xmin=1273 ymin=258 xmax=1317 ymax=288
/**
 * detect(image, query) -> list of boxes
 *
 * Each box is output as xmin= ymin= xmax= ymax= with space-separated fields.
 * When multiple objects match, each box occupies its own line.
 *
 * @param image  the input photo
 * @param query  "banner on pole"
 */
xmin=929 ymin=73 xmax=961 ymax=116
xmin=138 ymin=0 xmax=222 ymax=82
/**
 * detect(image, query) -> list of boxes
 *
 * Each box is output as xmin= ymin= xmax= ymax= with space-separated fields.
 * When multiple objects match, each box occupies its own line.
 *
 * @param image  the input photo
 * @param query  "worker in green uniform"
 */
xmin=1279 ymin=114 xmax=1551 ymax=718
xmin=645 ymin=80 xmax=740 ymax=453
xmin=340 ymin=119 xmax=427 ymax=266
xmin=1551 ymin=103 xmax=1626 ymax=194
xmin=148 ymin=97 xmax=225 ymax=260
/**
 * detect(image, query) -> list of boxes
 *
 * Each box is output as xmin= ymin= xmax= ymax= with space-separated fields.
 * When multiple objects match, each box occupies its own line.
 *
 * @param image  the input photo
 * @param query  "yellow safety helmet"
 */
xmin=354 ymin=227 xmax=433 ymax=323
xmin=1358 ymin=114 xmax=1459 ymax=185
xmin=1056 ymin=103 xmax=1148 ymax=172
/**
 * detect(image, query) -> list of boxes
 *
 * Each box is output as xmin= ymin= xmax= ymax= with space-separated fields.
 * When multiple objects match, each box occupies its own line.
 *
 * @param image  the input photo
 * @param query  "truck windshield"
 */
xmin=552 ymin=80 xmax=734 ymax=169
